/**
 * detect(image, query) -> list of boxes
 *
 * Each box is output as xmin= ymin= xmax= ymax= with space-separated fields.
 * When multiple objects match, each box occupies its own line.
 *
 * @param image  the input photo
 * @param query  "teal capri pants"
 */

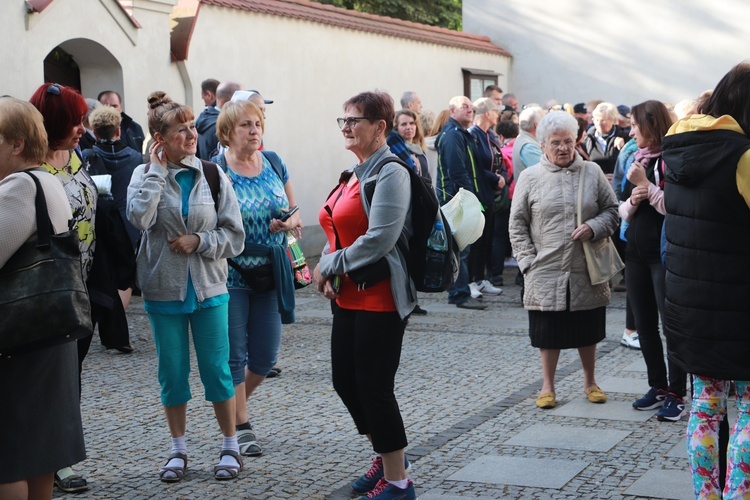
xmin=147 ymin=303 xmax=235 ymax=407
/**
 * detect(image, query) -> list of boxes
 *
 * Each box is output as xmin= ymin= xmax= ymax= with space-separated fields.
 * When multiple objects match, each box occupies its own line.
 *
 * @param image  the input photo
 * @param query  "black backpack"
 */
xmin=364 ymin=158 xmax=459 ymax=293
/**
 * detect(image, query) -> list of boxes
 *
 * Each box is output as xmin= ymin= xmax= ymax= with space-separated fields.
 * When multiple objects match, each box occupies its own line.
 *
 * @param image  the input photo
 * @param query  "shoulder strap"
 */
xmin=200 ymin=159 xmax=221 ymax=211
xmin=260 ymin=150 xmax=284 ymax=182
xmin=363 ymin=157 xmax=413 ymax=206
xmin=22 ymin=171 xmax=52 ymax=248
xmin=577 ymin=163 xmax=586 ymax=226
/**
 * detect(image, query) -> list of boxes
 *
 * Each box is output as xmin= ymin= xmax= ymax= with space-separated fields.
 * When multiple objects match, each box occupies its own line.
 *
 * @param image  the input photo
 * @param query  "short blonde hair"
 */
xmin=0 ymin=96 xmax=48 ymax=164
xmin=89 ymin=105 xmax=122 ymax=140
xmin=216 ymin=100 xmax=265 ymax=147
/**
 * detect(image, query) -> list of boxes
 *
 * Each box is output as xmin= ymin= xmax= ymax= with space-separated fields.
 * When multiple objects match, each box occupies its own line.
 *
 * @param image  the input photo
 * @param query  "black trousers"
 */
xmin=490 ymin=209 xmax=511 ymax=280
xmin=331 ymin=305 xmax=408 ymax=454
xmin=469 ymin=208 xmax=495 ymax=282
xmin=625 ymin=257 xmax=686 ymax=397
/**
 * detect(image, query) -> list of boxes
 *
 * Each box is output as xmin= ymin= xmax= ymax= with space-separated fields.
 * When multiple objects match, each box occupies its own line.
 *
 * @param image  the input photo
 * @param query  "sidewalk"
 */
xmin=58 ymin=267 xmax=695 ymax=499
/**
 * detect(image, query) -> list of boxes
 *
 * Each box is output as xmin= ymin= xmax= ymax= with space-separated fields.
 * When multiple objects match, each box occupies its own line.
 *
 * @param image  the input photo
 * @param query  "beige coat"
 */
xmin=509 ymin=153 xmax=619 ymax=311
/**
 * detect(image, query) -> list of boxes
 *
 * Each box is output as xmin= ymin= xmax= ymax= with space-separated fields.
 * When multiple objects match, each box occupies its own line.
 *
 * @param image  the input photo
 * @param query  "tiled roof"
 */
xmin=26 ymin=0 xmax=141 ymax=28
xmin=198 ymin=0 xmax=509 ymax=56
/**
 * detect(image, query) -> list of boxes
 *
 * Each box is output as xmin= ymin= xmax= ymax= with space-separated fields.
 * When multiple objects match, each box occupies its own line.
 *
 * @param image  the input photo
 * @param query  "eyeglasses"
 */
xmin=46 ymin=83 xmax=61 ymax=96
xmin=548 ymin=139 xmax=575 ymax=149
xmin=337 ymin=117 xmax=371 ymax=129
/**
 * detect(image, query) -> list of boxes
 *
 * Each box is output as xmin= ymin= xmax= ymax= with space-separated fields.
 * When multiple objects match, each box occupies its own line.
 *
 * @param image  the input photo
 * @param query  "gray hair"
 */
xmin=592 ymin=102 xmax=618 ymax=121
xmin=85 ymin=98 xmax=101 ymax=117
xmin=518 ymin=106 xmax=544 ymax=132
xmin=401 ymin=91 xmax=418 ymax=109
xmin=537 ymin=111 xmax=579 ymax=144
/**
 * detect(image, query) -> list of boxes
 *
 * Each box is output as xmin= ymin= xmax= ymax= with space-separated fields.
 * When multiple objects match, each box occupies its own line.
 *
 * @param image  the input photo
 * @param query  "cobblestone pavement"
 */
xmin=56 ymin=266 xmax=694 ymax=499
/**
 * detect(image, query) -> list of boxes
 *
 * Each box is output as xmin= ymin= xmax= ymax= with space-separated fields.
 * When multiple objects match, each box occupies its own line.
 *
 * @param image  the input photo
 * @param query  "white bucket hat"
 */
xmin=441 ymin=188 xmax=485 ymax=251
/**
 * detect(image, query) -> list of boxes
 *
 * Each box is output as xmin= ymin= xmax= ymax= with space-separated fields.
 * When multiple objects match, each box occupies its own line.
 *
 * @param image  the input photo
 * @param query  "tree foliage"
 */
xmin=315 ymin=0 xmax=462 ymax=31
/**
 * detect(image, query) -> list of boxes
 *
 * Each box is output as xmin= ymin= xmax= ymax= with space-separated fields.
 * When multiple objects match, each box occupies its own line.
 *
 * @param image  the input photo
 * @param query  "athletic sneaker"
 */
xmin=351 ymin=456 xmax=411 ymax=495
xmin=361 ymin=478 xmax=416 ymax=499
xmin=468 ymin=282 xmax=483 ymax=299
xmin=657 ymin=393 xmax=686 ymax=421
xmin=620 ymin=331 xmax=641 ymax=350
xmin=475 ymin=280 xmax=503 ymax=295
xmin=633 ymin=387 xmax=667 ymax=410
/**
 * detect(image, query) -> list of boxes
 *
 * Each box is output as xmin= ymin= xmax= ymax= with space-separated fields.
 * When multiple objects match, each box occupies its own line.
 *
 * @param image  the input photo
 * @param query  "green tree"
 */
xmin=315 ymin=0 xmax=462 ymax=31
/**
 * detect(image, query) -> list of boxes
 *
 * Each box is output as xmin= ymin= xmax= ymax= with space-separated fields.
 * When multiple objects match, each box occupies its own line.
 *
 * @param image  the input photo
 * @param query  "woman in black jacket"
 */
xmin=618 ymin=100 xmax=686 ymax=421
xmin=661 ymin=62 xmax=750 ymax=499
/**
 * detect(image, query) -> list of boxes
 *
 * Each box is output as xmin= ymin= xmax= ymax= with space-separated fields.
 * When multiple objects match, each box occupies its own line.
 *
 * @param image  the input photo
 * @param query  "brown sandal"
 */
xmin=159 ymin=452 xmax=187 ymax=482
xmin=214 ymin=449 xmax=243 ymax=480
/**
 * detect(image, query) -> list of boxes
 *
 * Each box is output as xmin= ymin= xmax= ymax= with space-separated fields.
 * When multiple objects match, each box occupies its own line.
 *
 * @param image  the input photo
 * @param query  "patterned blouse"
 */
xmin=221 ymin=153 xmax=289 ymax=289
xmin=41 ymin=151 xmax=97 ymax=281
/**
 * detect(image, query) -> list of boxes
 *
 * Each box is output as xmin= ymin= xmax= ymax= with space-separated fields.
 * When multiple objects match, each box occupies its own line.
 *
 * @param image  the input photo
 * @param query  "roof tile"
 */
xmin=198 ymin=0 xmax=509 ymax=56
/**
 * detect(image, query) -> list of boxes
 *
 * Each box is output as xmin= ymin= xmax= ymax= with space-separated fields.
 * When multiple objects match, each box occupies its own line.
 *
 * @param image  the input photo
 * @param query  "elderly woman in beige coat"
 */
xmin=510 ymin=111 xmax=619 ymax=410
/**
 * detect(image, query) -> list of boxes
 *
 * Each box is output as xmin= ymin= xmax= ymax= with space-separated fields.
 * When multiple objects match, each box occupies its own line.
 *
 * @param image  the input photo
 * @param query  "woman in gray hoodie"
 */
xmin=127 ymin=92 xmax=245 ymax=482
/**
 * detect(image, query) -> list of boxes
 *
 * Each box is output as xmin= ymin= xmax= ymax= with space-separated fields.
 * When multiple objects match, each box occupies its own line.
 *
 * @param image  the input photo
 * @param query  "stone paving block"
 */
xmin=550 ymin=399 xmax=657 ymax=422
xmin=598 ymin=375 xmax=650 ymax=395
xmin=295 ymin=309 xmax=334 ymax=319
xmin=667 ymin=438 xmax=687 ymax=459
xmin=420 ymin=493 xmax=497 ymax=499
xmin=294 ymin=297 xmax=318 ymax=306
xmin=428 ymin=303 xmax=494 ymax=314
xmin=622 ymin=357 xmax=648 ymax=372
xmin=407 ymin=315 xmax=448 ymax=325
xmin=474 ymin=318 xmax=528 ymax=331
xmin=446 ymin=455 xmax=589 ymax=489
xmin=623 ymin=468 xmax=693 ymax=499
xmin=505 ymin=423 xmax=631 ymax=452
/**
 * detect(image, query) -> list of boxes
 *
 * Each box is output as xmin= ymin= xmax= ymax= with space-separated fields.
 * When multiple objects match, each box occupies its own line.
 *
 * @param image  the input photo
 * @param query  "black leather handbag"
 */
xmin=0 ymin=172 xmax=93 ymax=357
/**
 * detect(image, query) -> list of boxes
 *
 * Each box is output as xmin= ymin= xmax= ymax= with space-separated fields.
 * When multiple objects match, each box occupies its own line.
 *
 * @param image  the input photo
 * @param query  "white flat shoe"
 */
xmin=621 ymin=331 xmax=641 ymax=350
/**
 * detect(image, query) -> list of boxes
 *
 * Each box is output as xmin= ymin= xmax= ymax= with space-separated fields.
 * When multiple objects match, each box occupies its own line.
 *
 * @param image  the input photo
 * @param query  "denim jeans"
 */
xmin=227 ymin=288 xmax=282 ymax=385
xmin=448 ymin=245 xmax=471 ymax=304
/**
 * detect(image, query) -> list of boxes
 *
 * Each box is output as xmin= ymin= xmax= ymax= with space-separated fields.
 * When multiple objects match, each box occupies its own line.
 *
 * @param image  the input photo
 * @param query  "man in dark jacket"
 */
xmin=98 ymin=90 xmax=145 ymax=155
xmin=436 ymin=95 xmax=486 ymax=310
xmin=196 ymin=78 xmax=220 ymax=160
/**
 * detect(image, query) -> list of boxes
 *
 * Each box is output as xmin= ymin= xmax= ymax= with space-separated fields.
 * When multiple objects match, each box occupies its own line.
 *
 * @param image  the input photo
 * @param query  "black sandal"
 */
xmin=54 ymin=470 xmax=89 ymax=493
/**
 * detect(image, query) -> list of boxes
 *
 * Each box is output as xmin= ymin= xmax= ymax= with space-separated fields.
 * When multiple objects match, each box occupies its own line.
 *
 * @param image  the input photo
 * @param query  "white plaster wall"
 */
xmin=0 ymin=0 xmax=181 ymax=141
xmin=187 ymin=7 xmax=509 ymax=247
xmin=464 ymin=0 xmax=750 ymax=107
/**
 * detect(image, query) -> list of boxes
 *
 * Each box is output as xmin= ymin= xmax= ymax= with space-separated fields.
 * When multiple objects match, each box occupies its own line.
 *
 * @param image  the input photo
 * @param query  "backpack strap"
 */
xmin=362 ymin=157 xmax=414 ymax=261
xmin=260 ymin=150 xmax=285 ymax=182
xmin=200 ymin=159 xmax=221 ymax=211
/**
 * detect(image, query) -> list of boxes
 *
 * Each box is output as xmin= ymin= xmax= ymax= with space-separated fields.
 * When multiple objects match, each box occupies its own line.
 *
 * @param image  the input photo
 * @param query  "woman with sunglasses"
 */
xmin=29 ymin=82 xmax=97 ymax=494
xmin=314 ymin=91 xmax=416 ymax=499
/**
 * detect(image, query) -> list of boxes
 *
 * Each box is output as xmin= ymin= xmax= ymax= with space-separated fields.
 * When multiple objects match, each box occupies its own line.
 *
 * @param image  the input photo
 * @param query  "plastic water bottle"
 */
xmin=424 ymin=221 xmax=448 ymax=290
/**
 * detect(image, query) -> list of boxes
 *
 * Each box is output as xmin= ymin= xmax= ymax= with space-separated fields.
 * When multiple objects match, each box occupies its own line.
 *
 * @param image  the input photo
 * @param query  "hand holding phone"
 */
xmin=279 ymin=205 xmax=299 ymax=222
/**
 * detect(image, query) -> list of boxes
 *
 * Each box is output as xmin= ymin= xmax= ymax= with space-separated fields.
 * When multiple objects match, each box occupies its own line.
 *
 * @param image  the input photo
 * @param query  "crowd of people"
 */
xmin=2 ymin=61 xmax=750 ymax=499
